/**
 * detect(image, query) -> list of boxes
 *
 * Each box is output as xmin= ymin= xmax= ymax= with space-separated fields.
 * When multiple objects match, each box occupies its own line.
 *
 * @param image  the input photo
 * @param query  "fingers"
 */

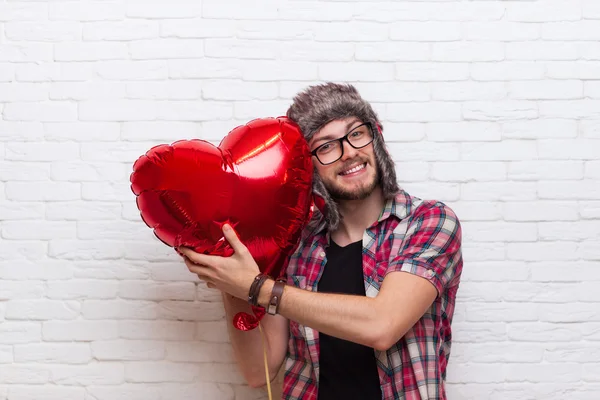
xmin=183 ymin=256 xmax=213 ymax=279
xmin=179 ymin=247 xmax=219 ymax=267
xmin=222 ymin=224 xmax=248 ymax=255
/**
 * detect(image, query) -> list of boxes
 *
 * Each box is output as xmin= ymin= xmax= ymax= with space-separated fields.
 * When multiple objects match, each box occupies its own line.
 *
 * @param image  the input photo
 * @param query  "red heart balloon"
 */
xmin=130 ymin=117 xmax=314 ymax=330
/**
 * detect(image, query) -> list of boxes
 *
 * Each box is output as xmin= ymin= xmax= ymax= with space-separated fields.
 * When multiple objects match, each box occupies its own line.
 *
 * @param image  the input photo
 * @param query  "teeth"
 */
xmin=341 ymin=163 xmax=365 ymax=175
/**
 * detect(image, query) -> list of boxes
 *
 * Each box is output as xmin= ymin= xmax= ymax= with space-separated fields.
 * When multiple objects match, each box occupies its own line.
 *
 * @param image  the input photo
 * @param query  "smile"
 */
xmin=340 ymin=163 xmax=366 ymax=176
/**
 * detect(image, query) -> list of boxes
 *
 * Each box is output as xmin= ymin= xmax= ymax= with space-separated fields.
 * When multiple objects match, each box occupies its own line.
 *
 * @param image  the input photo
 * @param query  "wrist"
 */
xmin=257 ymin=279 xmax=275 ymax=308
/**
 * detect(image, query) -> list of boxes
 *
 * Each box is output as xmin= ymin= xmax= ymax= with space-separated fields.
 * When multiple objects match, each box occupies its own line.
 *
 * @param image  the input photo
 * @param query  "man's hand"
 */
xmin=179 ymin=224 xmax=260 ymax=300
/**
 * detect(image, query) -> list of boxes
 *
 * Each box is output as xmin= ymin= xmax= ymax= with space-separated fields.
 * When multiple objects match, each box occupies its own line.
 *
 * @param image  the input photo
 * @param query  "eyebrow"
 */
xmin=312 ymin=119 xmax=362 ymax=145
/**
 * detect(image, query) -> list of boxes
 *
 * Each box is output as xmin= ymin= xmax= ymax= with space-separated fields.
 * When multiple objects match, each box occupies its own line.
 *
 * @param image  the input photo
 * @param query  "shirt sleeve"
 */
xmin=386 ymin=201 xmax=463 ymax=296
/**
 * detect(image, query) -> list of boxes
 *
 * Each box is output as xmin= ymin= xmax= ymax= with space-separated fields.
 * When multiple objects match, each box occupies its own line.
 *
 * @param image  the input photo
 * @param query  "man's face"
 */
xmin=309 ymin=117 xmax=378 ymax=201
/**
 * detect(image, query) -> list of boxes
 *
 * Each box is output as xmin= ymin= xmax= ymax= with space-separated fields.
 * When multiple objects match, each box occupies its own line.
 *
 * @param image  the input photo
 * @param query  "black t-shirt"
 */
xmin=316 ymin=239 xmax=382 ymax=400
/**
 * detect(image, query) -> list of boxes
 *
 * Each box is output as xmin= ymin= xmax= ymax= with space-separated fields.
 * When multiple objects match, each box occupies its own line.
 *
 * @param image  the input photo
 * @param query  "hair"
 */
xmin=286 ymin=82 xmax=400 ymax=231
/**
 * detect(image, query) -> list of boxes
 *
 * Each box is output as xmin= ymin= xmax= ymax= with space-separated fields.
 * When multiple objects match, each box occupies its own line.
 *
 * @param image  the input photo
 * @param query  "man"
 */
xmin=180 ymin=83 xmax=463 ymax=400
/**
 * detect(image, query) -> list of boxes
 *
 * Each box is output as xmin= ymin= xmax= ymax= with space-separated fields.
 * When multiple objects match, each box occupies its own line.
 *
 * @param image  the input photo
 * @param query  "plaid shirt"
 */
xmin=282 ymin=189 xmax=463 ymax=400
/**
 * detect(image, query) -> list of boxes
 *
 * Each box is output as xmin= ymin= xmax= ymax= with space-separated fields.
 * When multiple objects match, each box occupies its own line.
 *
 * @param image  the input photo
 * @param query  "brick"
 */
xmin=431 ymin=162 xmax=506 ymax=182
xmin=504 ymin=202 xmax=579 ymax=222
xmin=1 ymin=221 xmax=75 ymax=240
xmin=49 ymin=82 xmax=125 ymax=101
xmin=3 ymin=102 xmax=77 ymax=122
xmin=465 ymin=22 xmax=540 ymax=41
xmin=127 ymin=80 xmax=201 ymax=100
xmin=506 ymin=0 xmax=581 ymax=22
xmin=278 ymin=1 xmax=355 ymax=21
xmin=381 ymin=123 xmax=426 ymax=142
xmin=451 ymin=322 xmax=507 ymax=343
xmin=43 ymin=321 xmax=119 ymax=341
xmin=585 ymin=161 xmax=600 ymax=178
xmin=50 ymin=363 xmax=124 ymax=385
xmin=449 ymin=202 xmax=502 ymax=222
xmin=462 ymin=221 xmax=537 ymax=243
xmin=233 ymin=100 xmax=292 ymax=120
xmin=0 ymin=281 xmax=44 ymax=300
xmin=5 ymin=21 xmax=81 ymax=42
xmin=5 ymin=300 xmax=80 ymax=320
xmin=508 ymin=242 xmax=578 ymax=261
xmin=77 ymin=221 xmax=152 ymax=241
xmin=505 ymin=363 xmax=581 ymax=383
xmin=433 ymin=42 xmax=504 ymax=62
xmin=125 ymin=362 xmax=199 ymax=383
xmin=546 ymin=61 xmax=600 ymax=79
xmin=0 ymin=162 xmax=49 ymax=181
xmin=46 ymin=280 xmax=118 ymax=300
xmin=508 ymin=161 xmax=583 ymax=181
xmin=0 ymin=82 xmax=49 ymax=102
xmin=540 ymin=100 xmax=600 ymax=118
xmin=542 ymin=21 xmax=600 ymax=40
xmin=82 ymin=300 xmax=157 ymax=320
xmin=583 ymin=0 xmax=600 ymax=18
xmin=446 ymin=363 xmax=504 ymax=384
xmin=387 ymin=142 xmax=459 ymax=161
xmin=465 ymin=302 xmax=538 ymax=323
xmin=130 ymin=39 xmax=204 ymax=60
xmin=396 ymin=62 xmax=469 ymax=81
xmin=118 ymin=281 xmax=195 ymax=301
xmin=16 ymin=62 xmax=93 ymax=82
xmin=5 ymin=182 xmax=80 ymax=201
xmin=462 ymin=182 xmax=535 ymax=201
xmin=197 ymin=363 xmax=246 ymax=384
xmin=83 ymin=21 xmax=158 ymax=41
xmin=432 ymin=81 xmax=506 ymax=101
xmin=156 ymin=101 xmax=233 ymax=121
xmin=539 ymin=221 xmax=600 ymax=241
xmin=402 ymin=182 xmax=460 ymax=203
xmin=0 ymin=63 xmax=15 ymax=81
xmin=51 ymin=162 xmax=127 ymax=182
xmin=390 ymin=22 xmax=461 ymax=41
xmin=0 ymin=365 xmax=49 ymax=384
xmin=0 ymin=201 xmax=44 ymax=220
xmin=0 ymin=345 xmax=13 ymax=363
xmin=92 ymin=340 xmax=165 ymax=361
xmin=166 ymin=342 xmax=233 ymax=363
xmin=503 ymin=119 xmax=577 ymax=139
xmin=580 ymin=201 xmax=600 ymax=219
xmin=461 ymin=140 xmax=537 ymax=161
xmin=507 ymin=42 xmax=579 ymax=61
xmin=46 ymin=201 xmax=121 ymax=221
xmin=7 ymin=386 xmax=85 ymax=400
xmin=539 ymin=180 xmax=600 ymax=200
xmin=531 ymin=261 xmax=600 ymax=282
xmin=579 ymin=240 xmax=600 ymax=261
xmin=463 ymin=101 xmax=538 ymax=121
xmin=49 ymin=1 xmax=123 ymax=21
xmin=0 ymin=3 xmax=48 ymax=21
xmin=0 ymin=260 xmax=73 ymax=280
xmin=0 ymin=44 xmax=52 ymax=62
xmin=157 ymin=301 xmax=224 ymax=322
xmin=319 ymin=62 xmax=394 ymax=82
xmin=426 ymin=122 xmax=501 ymax=142
xmin=453 ymin=342 xmax=544 ymax=364
xmin=119 ymin=321 xmax=195 ymax=341
xmin=539 ymin=303 xmax=600 ymax=323
xmin=0 ymin=322 xmax=41 ymax=344
xmin=356 ymin=42 xmax=430 ymax=62
xmin=161 ymin=18 xmax=234 ymax=39
xmin=206 ymin=38 xmax=278 ymax=59
xmin=281 ymin=41 xmax=355 ymax=62
xmin=127 ymin=0 xmax=202 ymax=18
xmin=48 ymin=239 xmax=125 ymax=260
xmin=0 ymin=121 xmax=45 ymax=142
xmin=509 ymin=80 xmax=583 ymax=100
xmin=387 ymin=102 xmax=461 ymax=122
xmin=471 ymin=62 xmax=545 ymax=81
xmin=73 ymin=261 xmax=150 ymax=281
xmin=581 ymin=119 xmax=600 ymax=138
xmin=54 ymin=43 xmax=129 ymax=61
xmin=509 ymin=322 xmax=582 ymax=342
xmin=539 ymin=139 xmax=600 ymax=160
xmin=14 ymin=343 xmax=91 ymax=364
xmin=168 ymin=59 xmax=241 ymax=79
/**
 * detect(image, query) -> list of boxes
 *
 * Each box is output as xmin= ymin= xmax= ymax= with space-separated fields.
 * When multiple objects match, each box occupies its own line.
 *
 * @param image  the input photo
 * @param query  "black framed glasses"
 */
xmin=310 ymin=122 xmax=374 ymax=165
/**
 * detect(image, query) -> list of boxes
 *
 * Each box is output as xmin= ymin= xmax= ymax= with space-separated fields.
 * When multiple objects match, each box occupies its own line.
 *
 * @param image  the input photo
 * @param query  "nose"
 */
xmin=339 ymin=138 xmax=359 ymax=162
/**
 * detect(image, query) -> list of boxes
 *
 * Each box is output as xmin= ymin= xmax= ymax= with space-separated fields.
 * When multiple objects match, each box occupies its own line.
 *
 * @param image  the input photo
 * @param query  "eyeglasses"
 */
xmin=310 ymin=122 xmax=374 ymax=165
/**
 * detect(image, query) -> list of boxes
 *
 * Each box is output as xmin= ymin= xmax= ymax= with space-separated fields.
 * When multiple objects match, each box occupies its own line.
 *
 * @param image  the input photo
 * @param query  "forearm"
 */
xmin=222 ymin=292 xmax=286 ymax=385
xmin=258 ymin=280 xmax=385 ymax=350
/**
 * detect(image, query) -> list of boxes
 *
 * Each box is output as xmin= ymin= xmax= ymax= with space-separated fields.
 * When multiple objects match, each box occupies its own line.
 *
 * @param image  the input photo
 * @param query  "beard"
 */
xmin=323 ymin=160 xmax=380 ymax=201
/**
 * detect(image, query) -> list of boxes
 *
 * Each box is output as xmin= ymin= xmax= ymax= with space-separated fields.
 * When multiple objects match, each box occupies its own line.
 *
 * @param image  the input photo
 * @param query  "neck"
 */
xmin=331 ymin=186 xmax=385 ymax=246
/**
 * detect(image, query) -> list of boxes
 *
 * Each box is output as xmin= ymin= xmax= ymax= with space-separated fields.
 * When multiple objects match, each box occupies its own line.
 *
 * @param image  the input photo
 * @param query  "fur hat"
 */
xmin=286 ymin=82 xmax=400 ymax=231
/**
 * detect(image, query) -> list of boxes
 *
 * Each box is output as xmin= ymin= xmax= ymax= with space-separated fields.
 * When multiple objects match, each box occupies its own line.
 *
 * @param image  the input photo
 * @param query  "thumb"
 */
xmin=222 ymin=224 xmax=247 ymax=254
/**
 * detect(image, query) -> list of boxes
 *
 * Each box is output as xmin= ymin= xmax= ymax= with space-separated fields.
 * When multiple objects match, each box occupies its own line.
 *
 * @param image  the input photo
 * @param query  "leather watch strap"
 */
xmin=267 ymin=279 xmax=286 ymax=315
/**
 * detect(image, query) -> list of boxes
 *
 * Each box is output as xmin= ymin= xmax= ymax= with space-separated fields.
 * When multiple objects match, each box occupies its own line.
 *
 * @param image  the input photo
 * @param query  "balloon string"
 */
xmin=258 ymin=322 xmax=273 ymax=400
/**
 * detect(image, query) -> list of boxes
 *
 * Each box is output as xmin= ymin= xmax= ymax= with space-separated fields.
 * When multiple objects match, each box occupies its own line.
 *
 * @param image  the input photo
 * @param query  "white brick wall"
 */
xmin=0 ymin=0 xmax=599 ymax=399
